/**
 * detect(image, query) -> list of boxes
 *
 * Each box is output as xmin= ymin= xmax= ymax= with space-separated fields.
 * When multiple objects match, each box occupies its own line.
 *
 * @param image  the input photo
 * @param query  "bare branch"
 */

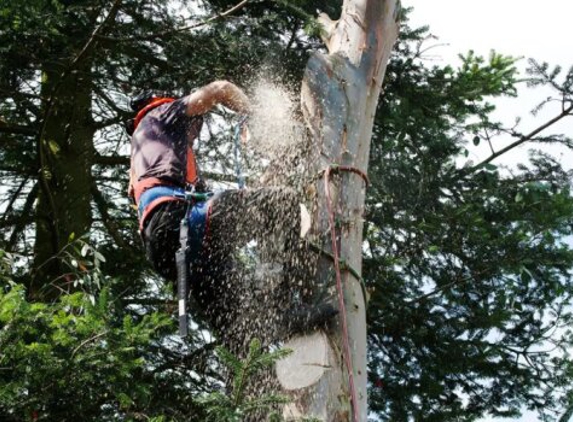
xmin=94 ymin=153 xmax=129 ymax=166
xmin=91 ymin=182 xmax=131 ymax=250
xmin=0 ymin=123 xmax=36 ymax=136
xmin=71 ymin=331 xmax=109 ymax=358
xmin=485 ymin=129 xmax=495 ymax=155
xmin=70 ymin=0 xmax=123 ymax=69
xmin=409 ymin=273 xmax=476 ymax=304
xmin=92 ymin=84 xmax=128 ymax=116
xmin=0 ymin=177 xmax=30 ymax=226
xmin=7 ymin=183 xmax=39 ymax=250
xmin=470 ymin=103 xmax=573 ymax=171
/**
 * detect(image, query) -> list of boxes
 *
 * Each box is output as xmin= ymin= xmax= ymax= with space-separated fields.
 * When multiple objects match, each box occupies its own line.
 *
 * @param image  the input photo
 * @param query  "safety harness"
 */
xmin=136 ymin=185 xmax=213 ymax=336
xmin=134 ymin=114 xmax=248 ymax=336
xmin=174 ymin=188 xmax=214 ymax=336
xmin=174 ymin=117 xmax=247 ymax=336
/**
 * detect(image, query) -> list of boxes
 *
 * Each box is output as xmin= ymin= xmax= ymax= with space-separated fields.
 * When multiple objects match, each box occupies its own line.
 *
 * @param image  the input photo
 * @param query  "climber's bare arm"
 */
xmin=184 ymin=81 xmax=250 ymax=116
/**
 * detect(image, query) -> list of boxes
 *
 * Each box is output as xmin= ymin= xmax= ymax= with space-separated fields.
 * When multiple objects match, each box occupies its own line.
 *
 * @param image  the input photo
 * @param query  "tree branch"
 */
xmin=7 ymin=182 xmax=39 ymax=250
xmin=193 ymin=0 xmax=249 ymax=29
xmin=93 ymin=153 xmax=129 ymax=166
xmin=0 ymin=123 xmax=36 ymax=136
xmin=0 ymin=215 xmax=34 ymax=231
xmin=97 ymin=0 xmax=249 ymax=43
xmin=71 ymin=331 xmax=109 ymax=358
xmin=92 ymin=116 xmax=123 ymax=130
xmin=91 ymin=182 xmax=131 ymax=250
xmin=92 ymin=83 xmax=129 ymax=116
xmin=469 ymin=103 xmax=573 ymax=172
xmin=0 ymin=177 xmax=30 ymax=227
xmin=70 ymin=0 xmax=123 ymax=69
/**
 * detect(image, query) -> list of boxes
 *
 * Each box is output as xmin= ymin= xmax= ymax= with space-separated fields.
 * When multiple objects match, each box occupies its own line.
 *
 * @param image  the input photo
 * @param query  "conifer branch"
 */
xmin=97 ymin=0 xmax=250 ymax=43
xmin=7 ymin=183 xmax=39 ymax=250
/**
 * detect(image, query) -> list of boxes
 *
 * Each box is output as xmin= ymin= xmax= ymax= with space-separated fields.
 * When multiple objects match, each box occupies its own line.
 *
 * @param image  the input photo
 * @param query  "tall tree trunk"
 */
xmin=32 ymin=62 xmax=94 ymax=297
xmin=276 ymin=1 xmax=400 ymax=420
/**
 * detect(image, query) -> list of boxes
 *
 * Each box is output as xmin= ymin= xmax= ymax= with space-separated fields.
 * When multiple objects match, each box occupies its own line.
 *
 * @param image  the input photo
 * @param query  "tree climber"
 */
xmin=126 ymin=80 xmax=336 ymax=340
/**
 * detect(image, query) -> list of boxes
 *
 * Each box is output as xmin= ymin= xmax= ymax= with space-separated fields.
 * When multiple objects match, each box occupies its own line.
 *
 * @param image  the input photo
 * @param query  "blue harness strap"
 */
xmin=139 ymin=185 xmax=214 ymax=338
xmin=138 ymin=186 xmax=213 ymax=257
xmin=186 ymin=200 xmax=210 ymax=259
xmin=137 ymin=185 xmax=186 ymax=220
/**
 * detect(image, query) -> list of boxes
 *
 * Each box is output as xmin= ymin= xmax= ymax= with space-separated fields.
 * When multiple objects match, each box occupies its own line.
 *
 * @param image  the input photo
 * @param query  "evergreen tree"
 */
xmin=366 ymin=14 xmax=573 ymax=420
xmin=0 ymin=2 xmax=572 ymax=420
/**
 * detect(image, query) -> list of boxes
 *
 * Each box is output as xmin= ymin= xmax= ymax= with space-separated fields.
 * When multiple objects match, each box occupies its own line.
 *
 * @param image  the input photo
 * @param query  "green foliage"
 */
xmin=0 ymin=251 xmax=215 ymax=421
xmin=366 ymin=14 xmax=573 ymax=421
xmin=0 ymin=250 xmax=13 ymax=284
xmin=38 ymin=234 xmax=108 ymax=296
xmin=0 ymin=2 xmax=572 ymax=422
xmin=198 ymin=338 xmax=292 ymax=422
xmin=0 ymin=283 xmax=175 ymax=421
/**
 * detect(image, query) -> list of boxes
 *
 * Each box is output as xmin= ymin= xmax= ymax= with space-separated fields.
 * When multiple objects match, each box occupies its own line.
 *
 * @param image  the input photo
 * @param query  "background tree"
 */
xmin=1 ymin=1 xmax=572 ymax=421
xmin=366 ymin=14 xmax=573 ymax=421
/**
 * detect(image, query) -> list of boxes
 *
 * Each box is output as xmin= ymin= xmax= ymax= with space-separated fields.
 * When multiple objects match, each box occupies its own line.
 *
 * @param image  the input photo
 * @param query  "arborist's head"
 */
xmin=130 ymin=91 xmax=163 ymax=112
xmin=124 ymin=91 xmax=175 ymax=136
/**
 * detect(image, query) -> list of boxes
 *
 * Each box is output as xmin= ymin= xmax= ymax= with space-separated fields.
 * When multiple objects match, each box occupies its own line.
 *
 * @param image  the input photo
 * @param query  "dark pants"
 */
xmin=143 ymin=187 xmax=305 ymax=342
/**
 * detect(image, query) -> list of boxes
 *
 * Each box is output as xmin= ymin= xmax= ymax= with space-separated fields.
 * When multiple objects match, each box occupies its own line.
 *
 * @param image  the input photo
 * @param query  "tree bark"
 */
xmin=276 ymin=1 xmax=400 ymax=420
xmin=32 ymin=62 xmax=94 ymax=296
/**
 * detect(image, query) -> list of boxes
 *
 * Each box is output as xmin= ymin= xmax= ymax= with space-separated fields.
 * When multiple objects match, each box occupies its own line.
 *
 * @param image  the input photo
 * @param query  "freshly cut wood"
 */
xmin=277 ymin=0 xmax=400 ymax=420
xmin=276 ymin=331 xmax=330 ymax=390
xmin=277 ymin=331 xmax=345 ymax=420
xmin=299 ymin=204 xmax=312 ymax=238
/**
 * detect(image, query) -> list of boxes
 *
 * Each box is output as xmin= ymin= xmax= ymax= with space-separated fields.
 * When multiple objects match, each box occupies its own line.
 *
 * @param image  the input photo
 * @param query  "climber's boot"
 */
xmin=284 ymin=300 xmax=339 ymax=336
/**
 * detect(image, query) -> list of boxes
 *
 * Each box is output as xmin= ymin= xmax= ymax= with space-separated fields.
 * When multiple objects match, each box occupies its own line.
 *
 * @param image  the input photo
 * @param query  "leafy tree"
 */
xmin=1 ymin=1 xmax=572 ymax=421
xmin=0 ymin=251 xmax=208 ymax=421
xmin=366 ymin=12 xmax=573 ymax=421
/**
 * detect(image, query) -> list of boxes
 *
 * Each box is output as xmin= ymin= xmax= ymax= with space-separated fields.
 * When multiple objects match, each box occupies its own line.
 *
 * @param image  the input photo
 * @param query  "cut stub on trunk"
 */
xmin=276 ymin=331 xmax=330 ymax=390
xmin=277 ymin=331 xmax=345 ymax=420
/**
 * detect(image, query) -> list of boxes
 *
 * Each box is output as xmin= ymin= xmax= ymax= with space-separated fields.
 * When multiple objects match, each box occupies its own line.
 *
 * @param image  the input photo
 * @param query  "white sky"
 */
xmin=403 ymin=0 xmax=573 ymax=172
xmin=401 ymin=1 xmax=573 ymax=421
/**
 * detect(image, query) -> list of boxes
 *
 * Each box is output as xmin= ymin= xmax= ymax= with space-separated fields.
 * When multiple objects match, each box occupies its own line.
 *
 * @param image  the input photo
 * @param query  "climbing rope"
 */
xmin=233 ymin=115 xmax=248 ymax=189
xmin=307 ymin=241 xmax=370 ymax=307
xmin=324 ymin=164 xmax=369 ymax=422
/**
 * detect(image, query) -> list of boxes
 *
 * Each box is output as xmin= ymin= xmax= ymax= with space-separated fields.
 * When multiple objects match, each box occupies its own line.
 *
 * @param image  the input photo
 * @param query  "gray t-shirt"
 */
xmin=131 ymin=98 xmax=203 ymax=188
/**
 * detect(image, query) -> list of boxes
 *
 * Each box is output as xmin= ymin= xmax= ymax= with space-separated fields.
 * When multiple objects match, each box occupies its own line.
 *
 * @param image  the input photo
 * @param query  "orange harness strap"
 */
xmin=133 ymin=98 xmax=175 ymax=130
xmin=131 ymin=97 xmax=200 ymax=226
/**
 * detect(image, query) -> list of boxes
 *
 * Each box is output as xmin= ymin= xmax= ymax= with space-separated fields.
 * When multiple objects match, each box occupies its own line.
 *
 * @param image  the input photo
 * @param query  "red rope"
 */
xmin=324 ymin=164 xmax=368 ymax=422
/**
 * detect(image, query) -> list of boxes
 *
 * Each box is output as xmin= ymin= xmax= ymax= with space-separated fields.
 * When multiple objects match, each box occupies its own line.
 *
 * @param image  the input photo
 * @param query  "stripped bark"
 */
xmin=276 ymin=1 xmax=400 ymax=420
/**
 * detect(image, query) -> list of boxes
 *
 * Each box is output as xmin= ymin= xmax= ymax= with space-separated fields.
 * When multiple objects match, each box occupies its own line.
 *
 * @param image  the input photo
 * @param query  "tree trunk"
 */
xmin=32 ymin=62 xmax=94 ymax=297
xmin=276 ymin=1 xmax=400 ymax=420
